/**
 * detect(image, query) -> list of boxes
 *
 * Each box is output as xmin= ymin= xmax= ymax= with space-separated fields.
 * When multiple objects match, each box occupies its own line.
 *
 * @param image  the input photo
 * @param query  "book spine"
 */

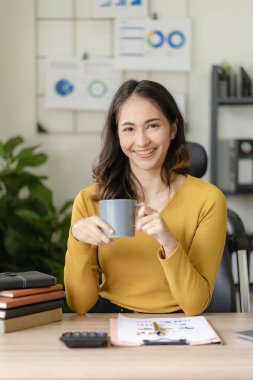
xmin=0 ymin=308 xmax=62 ymax=333
xmin=1 ymin=299 xmax=64 ymax=319
xmin=0 ymin=290 xmax=65 ymax=309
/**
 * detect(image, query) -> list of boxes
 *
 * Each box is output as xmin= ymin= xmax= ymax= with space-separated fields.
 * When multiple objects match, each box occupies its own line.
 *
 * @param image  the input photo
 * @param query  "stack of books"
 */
xmin=0 ymin=271 xmax=65 ymax=333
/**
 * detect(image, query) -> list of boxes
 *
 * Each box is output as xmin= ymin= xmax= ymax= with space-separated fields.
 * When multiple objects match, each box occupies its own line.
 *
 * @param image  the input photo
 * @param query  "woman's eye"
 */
xmin=123 ymin=127 xmax=134 ymax=132
xmin=148 ymin=124 xmax=159 ymax=129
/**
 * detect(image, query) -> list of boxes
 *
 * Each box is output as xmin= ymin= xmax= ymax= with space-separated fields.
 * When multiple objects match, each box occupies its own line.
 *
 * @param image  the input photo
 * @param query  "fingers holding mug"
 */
xmin=72 ymin=216 xmax=114 ymax=245
xmin=137 ymin=203 xmax=156 ymax=217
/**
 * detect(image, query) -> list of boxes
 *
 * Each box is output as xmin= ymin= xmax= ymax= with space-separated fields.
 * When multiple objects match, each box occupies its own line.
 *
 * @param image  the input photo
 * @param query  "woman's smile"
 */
xmin=133 ymin=148 xmax=157 ymax=159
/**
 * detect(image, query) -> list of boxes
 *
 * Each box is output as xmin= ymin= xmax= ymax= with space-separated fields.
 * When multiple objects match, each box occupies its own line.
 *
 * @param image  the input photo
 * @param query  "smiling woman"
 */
xmin=64 ymin=80 xmax=227 ymax=316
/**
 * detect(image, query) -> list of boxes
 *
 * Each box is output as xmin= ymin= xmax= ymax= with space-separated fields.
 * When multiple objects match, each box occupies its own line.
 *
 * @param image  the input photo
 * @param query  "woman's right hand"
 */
xmin=71 ymin=216 xmax=114 ymax=246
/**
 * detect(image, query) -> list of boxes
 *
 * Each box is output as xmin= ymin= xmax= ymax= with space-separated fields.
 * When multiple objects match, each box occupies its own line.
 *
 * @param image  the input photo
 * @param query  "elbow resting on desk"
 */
xmin=178 ymin=290 xmax=213 ymax=316
xmin=65 ymin=288 xmax=99 ymax=315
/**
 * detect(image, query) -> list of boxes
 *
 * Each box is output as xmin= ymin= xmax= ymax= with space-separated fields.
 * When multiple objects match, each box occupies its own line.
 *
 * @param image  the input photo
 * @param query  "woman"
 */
xmin=64 ymin=79 xmax=227 ymax=316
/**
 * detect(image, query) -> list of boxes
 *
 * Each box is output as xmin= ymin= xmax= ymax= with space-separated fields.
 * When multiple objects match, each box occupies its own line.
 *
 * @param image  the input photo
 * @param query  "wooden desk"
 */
xmin=0 ymin=313 xmax=253 ymax=380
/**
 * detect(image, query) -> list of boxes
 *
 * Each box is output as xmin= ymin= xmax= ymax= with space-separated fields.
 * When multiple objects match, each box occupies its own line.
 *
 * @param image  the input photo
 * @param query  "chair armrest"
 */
xmin=227 ymin=208 xmax=251 ymax=312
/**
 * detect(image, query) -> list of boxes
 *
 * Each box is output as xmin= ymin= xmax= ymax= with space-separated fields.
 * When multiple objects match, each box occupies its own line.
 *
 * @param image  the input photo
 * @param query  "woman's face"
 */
xmin=117 ymin=95 xmax=177 ymax=174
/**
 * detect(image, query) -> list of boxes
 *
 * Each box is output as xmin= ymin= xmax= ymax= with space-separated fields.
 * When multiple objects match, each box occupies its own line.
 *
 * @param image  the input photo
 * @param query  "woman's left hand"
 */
xmin=135 ymin=204 xmax=178 ymax=257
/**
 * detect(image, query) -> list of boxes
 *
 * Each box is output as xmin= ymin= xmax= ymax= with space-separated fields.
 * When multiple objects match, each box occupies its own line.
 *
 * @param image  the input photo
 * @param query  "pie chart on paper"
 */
xmin=87 ymin=80 xmax=108 ymax=98
xmin=55 ymin=79 xmax=74 ymax=96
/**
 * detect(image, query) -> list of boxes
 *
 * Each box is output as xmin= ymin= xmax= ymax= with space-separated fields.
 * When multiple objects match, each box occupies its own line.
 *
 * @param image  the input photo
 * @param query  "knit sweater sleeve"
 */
xmin=64 ymin=188 xmax=100 ymax=314
xmin=158 ymin=184 xmax=227 ymax=316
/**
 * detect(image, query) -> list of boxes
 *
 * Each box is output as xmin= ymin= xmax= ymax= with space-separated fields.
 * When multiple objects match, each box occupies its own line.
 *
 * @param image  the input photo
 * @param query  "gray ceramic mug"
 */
xmin=99 ymin=199 xmax=137 ymax=238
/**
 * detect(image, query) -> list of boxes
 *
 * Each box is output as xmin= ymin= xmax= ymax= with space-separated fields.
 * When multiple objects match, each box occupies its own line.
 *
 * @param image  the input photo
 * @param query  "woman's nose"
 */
xmin=136 ymin=130 xmax=150 ymax=146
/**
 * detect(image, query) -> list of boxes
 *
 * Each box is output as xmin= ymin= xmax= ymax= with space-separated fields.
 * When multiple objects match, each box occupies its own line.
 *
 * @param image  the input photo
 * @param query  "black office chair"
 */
xmin=187 ymin=141 xmax=251 ymax=312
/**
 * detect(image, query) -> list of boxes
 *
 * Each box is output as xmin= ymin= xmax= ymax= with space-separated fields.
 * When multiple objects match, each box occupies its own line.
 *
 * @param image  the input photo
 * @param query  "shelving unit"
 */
xmin=217 ymin=97 xmax=253 ymax=105
xmin=210 ymin=65 xmax=253 ymax=190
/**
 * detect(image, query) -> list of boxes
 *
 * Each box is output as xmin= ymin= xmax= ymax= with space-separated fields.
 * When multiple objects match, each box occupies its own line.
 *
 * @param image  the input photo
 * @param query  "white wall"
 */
xmin=1 ymin=0 xmax=253 ymax=232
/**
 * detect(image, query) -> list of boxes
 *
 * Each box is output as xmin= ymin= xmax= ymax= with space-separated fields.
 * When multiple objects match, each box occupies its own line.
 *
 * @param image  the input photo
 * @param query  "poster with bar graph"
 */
xmin=115 ymin=17 xmax=192 ymax=71
xmin=94 ymin=0 xmax=148 ymax=18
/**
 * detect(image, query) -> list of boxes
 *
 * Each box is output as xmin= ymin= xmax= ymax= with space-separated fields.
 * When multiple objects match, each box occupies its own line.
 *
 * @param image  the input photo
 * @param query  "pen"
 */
xmin=153 ymin=321 xmax=165 ymax=336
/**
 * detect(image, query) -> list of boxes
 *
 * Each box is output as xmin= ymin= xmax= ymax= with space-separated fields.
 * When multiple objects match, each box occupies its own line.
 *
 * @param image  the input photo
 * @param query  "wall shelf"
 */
xmin=217 ymin=97 xmax=253 ymax=105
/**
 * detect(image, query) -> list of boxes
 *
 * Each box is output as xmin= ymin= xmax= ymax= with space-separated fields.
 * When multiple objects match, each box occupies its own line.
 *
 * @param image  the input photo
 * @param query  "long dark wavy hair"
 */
xmin=92 ymin=79 xmax=190 ymax=200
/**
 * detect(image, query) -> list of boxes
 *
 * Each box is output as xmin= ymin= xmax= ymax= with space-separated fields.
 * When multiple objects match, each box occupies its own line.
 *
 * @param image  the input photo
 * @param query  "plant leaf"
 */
xmin=0 ymin=142 xmax=5 ymax=157
xmin=15 ymin=145 xmax=41 ymax=161
xmin=16 ymin=153 xmax=48 ymax=170
xmin=4 ymin=136 xmax=23 ymax=157
xmin=15 ymin=209 xmax=42 ymax=221
xmin=59 ymin=199 xmax=73 ymax=214
xmin=27 ymin=182 xmax=54 ymax=211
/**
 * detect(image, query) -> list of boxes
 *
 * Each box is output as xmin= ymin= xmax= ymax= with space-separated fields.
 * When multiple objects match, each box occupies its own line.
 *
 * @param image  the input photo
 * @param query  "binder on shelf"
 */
xmin=217 ymin=139 xmax=253 ymax=193
xmin=240 ymin=67 xmax=252 ymax=97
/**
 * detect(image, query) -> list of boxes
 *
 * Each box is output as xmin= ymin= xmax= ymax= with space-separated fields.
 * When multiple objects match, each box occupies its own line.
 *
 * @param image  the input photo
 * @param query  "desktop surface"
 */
xmin=0 ymin=313 xmax=253 ymax=380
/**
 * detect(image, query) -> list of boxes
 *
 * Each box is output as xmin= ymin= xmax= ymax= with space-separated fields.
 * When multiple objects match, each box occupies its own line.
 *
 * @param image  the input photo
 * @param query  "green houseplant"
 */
xmin=0 ymin=136 xmax=72 ymax=284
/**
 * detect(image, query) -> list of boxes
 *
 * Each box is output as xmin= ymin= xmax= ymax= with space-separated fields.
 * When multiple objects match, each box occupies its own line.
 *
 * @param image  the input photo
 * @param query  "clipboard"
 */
xmin=110 ymin=315 xmax=223 ymax=346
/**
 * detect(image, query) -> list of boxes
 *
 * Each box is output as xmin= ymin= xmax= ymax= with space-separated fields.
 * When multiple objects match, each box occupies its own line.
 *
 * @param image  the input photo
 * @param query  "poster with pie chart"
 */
xmin=45 ymin=58 xmax=122 ymax=110
xmin=45 ymin=57 xmax=80 ymax=109
xmin=80 ymin=59 xmax=122 ymax=110
xmin=115 ymin=17 xmax=191 ymax=71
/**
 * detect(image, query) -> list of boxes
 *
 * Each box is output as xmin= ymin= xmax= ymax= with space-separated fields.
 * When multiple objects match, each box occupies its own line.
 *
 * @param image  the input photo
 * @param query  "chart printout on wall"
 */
xmin=45 ymin=57 xmax=122 ymax=110
xmin=115 ymin=17 xmax=192 ymax=71
xmin=94 ymin=0 xmax=148 ymax=18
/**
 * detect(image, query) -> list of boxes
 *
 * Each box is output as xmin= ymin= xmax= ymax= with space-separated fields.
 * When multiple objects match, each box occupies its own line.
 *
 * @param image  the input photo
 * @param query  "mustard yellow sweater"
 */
xmin=64 ymin=175 xmax=227 ymax=316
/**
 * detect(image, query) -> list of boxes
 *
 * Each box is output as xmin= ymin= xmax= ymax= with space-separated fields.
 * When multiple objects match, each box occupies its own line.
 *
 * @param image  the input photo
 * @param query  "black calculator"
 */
xmin=60 ymin=331 xmax=108 ymax=348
